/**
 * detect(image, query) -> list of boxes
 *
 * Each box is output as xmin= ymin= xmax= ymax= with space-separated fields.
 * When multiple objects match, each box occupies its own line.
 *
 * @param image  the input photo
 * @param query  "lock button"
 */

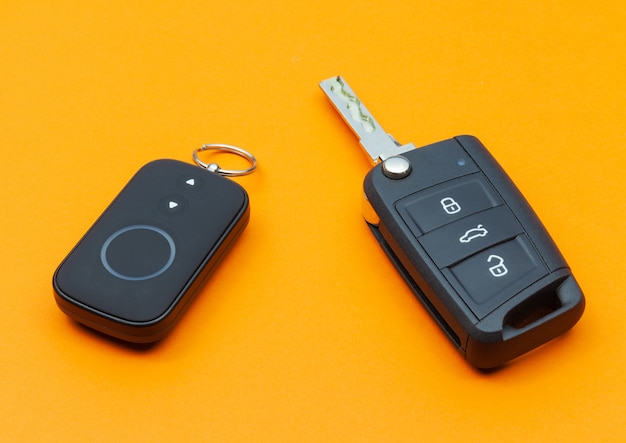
xmin=445 ymin=235 xmax=548 ymax=319
xmin=396 ymin=174 xmax=502 ymax=235
xmin=440 ymin=197 xmax=462 ymax=214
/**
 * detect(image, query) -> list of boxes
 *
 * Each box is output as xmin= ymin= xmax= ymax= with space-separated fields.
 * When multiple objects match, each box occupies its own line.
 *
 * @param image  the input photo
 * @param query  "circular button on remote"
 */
xmin=382 ymin=155 xmax=412 ymax=179
xmin=100 ymin=225 xmax=176 ymax=281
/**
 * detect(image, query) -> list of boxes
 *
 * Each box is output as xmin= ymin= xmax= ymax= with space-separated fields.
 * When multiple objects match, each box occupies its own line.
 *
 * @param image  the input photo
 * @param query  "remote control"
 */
xmin=320 ymin=76 xmax=585 ymax=368
xmin=53 ymin=159 xmax=249 ymax=343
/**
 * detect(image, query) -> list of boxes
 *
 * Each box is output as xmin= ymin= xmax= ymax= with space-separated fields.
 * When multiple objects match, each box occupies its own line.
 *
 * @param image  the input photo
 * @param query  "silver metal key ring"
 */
xmin=192 ymin=144 xmax=257 ymax=177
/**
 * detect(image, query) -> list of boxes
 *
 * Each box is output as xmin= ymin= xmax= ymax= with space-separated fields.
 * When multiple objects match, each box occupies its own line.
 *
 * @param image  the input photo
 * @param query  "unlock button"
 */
xmin=447 ymin=235 xmax=548 ymax=319
xmin=487 ymin=255 xmax=508 ymax=277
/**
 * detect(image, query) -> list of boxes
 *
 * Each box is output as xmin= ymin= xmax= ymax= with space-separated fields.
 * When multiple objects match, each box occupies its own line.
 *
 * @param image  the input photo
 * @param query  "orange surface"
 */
xmin=1 ymin=1 xmax=625 ymax=441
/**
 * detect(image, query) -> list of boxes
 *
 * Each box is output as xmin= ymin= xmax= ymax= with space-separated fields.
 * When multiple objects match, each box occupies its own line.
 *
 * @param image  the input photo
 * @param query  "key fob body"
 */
xmin=53 ymin=159 xmax=249 ymax=343
xmin=364 ymin=135 xmax=585 ymax=368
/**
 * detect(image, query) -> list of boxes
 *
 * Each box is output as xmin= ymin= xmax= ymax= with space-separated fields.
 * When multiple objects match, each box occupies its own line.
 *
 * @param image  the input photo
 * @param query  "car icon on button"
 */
xmin=459 ymin=224 xmax=489 ymax=243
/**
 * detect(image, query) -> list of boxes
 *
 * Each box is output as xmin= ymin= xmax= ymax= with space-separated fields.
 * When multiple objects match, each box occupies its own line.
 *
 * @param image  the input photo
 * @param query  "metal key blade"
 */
xmin=319 ymin=76 xmax=413 ymax=165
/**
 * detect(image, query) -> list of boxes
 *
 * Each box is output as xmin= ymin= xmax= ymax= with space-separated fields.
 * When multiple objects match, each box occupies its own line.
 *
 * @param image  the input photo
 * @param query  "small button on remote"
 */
xmin=418 ymin=205 xmax=523 ymax=268
xmin=53 ymin=159 xmax=250 ymax=343
xmin=445 ymin=235 xmax=547 ymax=318
xmin=320 ymin=76 xmax=585 ymax=368
xmin=396 ymin=174 xmax=502 ymax=235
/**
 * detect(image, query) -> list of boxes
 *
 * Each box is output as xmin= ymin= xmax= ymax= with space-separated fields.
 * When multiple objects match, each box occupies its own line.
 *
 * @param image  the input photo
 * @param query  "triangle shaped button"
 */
xmin=161 ymin=197 xmax=184 ymax=214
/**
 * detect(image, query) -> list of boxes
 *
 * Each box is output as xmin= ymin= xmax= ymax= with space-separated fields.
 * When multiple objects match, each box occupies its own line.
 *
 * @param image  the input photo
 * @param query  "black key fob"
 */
xmin=365 ymin=137 xmax=585 ymax=368
xmin=53 ymin=159 xmax=249 ymax=343
xmin=320 ymin=76 xmax=585 ymax=368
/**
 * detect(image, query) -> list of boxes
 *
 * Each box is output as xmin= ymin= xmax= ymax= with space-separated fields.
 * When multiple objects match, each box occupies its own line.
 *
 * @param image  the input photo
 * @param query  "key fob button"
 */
xmin=100 ymin=224 xmax=176 ymax=281
xmin=382 ymin=155 xmax=412 ymax=179
xmin=160 ymin=195 xmax=187 ymax=214
xmin=396 ymin=174 xmax=502 ymax=235
xmin=419 ymin=205 xmax=524 ymax=268
xmin=178 ymin=174 xmax=203 ymax=191
xmin=446 ymin=235 xmax=548 ymax=319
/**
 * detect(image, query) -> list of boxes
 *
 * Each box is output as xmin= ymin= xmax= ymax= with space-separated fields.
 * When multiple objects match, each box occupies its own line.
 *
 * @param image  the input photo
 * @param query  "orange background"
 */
xmin=1 ymin=1 xmax=625 ymax=441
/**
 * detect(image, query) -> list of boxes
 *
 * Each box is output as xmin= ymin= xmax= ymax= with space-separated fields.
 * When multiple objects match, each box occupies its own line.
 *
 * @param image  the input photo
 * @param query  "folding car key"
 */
xmin=320 ymin=76 xmax=585 ymax=368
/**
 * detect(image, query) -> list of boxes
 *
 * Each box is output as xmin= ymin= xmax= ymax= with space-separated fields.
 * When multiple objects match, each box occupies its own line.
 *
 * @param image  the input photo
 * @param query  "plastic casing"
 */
xmin=53 ymin=160 xmax=249 ymax=343
xmin=364 ymin=136 xmax=585 ymax=368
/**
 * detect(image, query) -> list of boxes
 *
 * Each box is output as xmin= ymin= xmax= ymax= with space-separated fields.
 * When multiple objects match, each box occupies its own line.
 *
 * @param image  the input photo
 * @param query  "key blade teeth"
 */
xmin=319 ymin=76 xmax=402 ymax=164
xmin=320 ymin=76 xmax=375 ymax=133
xmin=319 ymin=76 xmax=379 ymax=136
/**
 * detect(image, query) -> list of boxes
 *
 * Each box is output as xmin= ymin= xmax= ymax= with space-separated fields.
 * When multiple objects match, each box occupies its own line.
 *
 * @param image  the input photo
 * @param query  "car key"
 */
xmin=53 ymin=144 xmax=257 ymax=343
xmin=319 ymin=76 xmax=585 ymax=368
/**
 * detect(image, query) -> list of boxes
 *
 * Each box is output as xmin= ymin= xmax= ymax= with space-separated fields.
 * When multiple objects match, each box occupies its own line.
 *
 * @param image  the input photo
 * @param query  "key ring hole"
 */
xmin=192 ymin=144 xmax=257 ymax=177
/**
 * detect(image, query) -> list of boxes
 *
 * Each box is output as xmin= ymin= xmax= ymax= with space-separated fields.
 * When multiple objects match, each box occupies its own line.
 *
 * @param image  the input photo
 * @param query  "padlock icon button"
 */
xmin=487 ymin=254 xmax=508 ymax=277
xmin=440 ymin=197 xmax=461 ymax=215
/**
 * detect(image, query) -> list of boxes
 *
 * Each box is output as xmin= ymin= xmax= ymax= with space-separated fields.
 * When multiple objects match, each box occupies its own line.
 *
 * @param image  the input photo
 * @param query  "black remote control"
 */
xmin=53 ymin=159 xmax=249 ymax=343
xmin=320 ymin=76 xmax=585 ymax=368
